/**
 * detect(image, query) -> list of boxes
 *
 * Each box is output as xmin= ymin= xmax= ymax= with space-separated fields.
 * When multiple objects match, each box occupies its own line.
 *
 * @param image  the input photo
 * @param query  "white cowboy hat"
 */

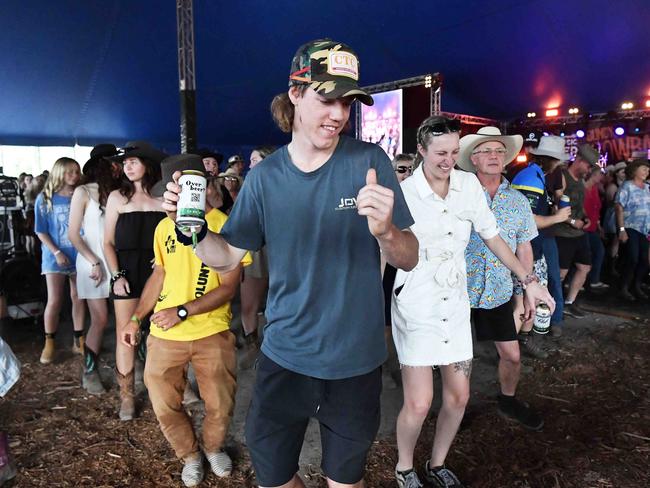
xmin=528 ymin=135 xmax=570 ymax=162
xmin=457 ymin=127 xmax=523 ymax=173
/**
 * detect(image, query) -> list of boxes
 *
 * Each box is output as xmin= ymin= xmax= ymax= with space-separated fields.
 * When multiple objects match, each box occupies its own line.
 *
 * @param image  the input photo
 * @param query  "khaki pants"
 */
xmin=144 ymin=331 xmax=237 ymax=459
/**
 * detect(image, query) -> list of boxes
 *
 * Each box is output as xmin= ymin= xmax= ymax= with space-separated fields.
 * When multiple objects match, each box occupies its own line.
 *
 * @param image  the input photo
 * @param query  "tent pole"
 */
xmin=177 ymin=0 xmax=197 ymax=153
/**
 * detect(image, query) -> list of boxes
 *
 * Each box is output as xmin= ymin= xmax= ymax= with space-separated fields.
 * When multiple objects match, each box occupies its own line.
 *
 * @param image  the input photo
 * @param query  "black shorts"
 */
xmin=471 ymin=301 xmax=517 ymax=342
xmin=556 ymin=234 xmax=592 ymax=269
xmin=245 ymin=353 xmax=382 ymax=486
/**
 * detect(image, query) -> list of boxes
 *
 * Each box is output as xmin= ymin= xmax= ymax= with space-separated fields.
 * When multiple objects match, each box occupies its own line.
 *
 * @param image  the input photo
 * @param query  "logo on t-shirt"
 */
xmin=335 ymin=196 xmax=357 ymax=211
xmin=165 ymin=235 xmax=176 ymax=254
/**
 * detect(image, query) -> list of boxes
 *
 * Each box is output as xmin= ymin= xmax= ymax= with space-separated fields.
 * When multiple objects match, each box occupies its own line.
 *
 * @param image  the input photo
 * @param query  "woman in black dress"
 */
xmin=103 ymin=141 xmax=166 ymax=420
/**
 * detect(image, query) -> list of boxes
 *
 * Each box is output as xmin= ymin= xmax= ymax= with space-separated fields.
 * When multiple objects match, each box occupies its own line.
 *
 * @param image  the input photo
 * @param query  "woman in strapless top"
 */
xmin=103 ymin=141 xmax=166 ymax=421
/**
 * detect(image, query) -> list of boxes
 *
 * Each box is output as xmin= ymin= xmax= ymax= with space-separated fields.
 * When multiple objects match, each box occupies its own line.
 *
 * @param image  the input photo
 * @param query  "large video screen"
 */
xmin=360 ymin=89 xmax=403 ymax=158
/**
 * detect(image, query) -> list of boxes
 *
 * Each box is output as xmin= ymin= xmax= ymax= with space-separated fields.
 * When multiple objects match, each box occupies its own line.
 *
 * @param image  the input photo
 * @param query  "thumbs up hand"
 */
xmin=356 ymin=168 xmax=394 ymax=238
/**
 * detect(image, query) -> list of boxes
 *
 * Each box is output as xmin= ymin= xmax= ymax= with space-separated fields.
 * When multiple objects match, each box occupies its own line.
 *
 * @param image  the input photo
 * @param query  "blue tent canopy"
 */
xmin=1 ymin=0 xmax=649 ymax=152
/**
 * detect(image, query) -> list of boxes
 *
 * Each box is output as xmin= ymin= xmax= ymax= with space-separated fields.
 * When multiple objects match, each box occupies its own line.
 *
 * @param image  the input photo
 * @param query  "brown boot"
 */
xmin=72 ymin=335 xmax=85 ymax=355
xmin=115 ymin=368 xmax=135 ymax=421
xmin=40 ymin=335 xmax=56 ymax=364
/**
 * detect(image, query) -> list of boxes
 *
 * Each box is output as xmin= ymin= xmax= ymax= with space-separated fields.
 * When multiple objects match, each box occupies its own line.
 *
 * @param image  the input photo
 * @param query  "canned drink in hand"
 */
xmin=533 ymin=303 xmax=552 ymax=334
xmin=559 ymin=195 xmax=571 ymax=209
xmin=177 ymin=170 xmax=207 ymax=228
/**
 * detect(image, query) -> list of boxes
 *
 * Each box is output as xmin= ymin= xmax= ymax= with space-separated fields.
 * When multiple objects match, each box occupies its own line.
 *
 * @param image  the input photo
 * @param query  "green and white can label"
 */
xmin=177 ymin=170 xmax=206 ymax=228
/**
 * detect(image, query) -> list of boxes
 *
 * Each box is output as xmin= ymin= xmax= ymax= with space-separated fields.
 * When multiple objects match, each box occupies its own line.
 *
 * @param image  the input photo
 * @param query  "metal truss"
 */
xmin=520 ymin=108 xmax=650 ymax=128
xmin=177 ymin=0 xmax=197 ymax=152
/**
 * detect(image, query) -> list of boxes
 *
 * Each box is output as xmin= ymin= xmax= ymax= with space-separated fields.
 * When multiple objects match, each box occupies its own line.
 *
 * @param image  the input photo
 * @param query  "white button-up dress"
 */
xmin=392 ymin=166 xmax=500 ymax=366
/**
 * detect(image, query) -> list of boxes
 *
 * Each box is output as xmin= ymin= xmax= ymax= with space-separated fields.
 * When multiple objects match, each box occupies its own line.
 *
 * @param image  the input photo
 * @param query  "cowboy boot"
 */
xmin=72 ymin=334 xmax=85 ymax=355
xmin=82 ymin=347 xmax=106 ymax=395
xmin=115 ymin=368 xmax=135 ymax=421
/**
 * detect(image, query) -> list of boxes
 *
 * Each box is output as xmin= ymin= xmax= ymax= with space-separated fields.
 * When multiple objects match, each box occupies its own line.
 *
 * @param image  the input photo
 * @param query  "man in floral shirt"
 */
xmin=458 ymin=127 xmax=544 ymax=431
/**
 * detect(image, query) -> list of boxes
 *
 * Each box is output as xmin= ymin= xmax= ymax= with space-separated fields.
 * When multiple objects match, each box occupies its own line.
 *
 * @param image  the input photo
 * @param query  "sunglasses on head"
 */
xmin=395 ymin=166 xmax=413 ymax=174
xmin=423 ymin=119 xmax=461 ymax=135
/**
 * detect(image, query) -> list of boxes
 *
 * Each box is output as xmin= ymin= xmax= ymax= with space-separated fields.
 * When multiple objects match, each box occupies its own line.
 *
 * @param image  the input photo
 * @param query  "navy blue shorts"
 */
xmin=245 ymin=353 xmax=382 ymax=486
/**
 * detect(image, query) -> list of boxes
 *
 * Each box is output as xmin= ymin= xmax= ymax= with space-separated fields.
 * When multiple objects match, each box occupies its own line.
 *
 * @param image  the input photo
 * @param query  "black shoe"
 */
xmin=497 ymin=395 xmax=544 ymax=431
xmin=563 ymin=303 xmax=586 ymax=319
xmin=619 ymin=288 xmax=636 ymax=302
xmin=549 ymin=325 xmax=563 ymax=338
xmin=423 ymin=461 xmax=464 ymax=488
xmin=518 ymin=333 xmax=549 ymax=359
xmin=632 ymin=287 xmax=649 ymax=301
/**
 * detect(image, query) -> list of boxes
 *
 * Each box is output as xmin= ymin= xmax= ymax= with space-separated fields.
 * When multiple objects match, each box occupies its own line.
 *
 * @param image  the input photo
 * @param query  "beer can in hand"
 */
xmin=177 ymin=170 xmax=207 ymax=228
xmin=559 ymin=195 xmax=571 ymax=209
xmin=533 ymin=303 xmax=552 ymax=334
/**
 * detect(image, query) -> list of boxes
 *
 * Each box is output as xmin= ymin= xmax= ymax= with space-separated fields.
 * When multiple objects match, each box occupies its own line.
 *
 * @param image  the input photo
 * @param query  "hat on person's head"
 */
xmin=150 ymin=154 xmax=205 ymax=198
xmin=111 ymin=140 xmax=167 ymax=164
xmin=528 ymin=135 xmax=570 ymax=162
xmin=523 ymin=131 xmax=541 ymax=146
xmin=217 ymin=167 xmax=243 ymax=184
xmin=227 ymin=155 xmax=244 ymax=168
xmin=83 ymin=144 xmax=119 ymax=174
xmin=606 ymin=161 xmax=626 ymax=173
xmin=574 ymin=144 xmax=600 ymax=168
xmin=456 ymin=127 xmax=523 ymax=173
xmin=197 ymin=148 xmax=224 ymax=164
xmin=289 ymin=39 xmax=374 ymax=106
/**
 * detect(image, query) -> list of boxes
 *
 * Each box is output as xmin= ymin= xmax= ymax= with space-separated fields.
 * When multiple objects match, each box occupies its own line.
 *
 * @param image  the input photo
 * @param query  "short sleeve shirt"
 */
xmin=616 ymin=180 xmax=650 ymax=236
xmin=466 ymin=179 xmax=538 ymax=309
xmin=151 ymin=209 xmax=251 ymax=342
xmin=34 ymin=192 xmax=77 ymax=274
xmin=220 ymin=136 xmax=414 ymax=380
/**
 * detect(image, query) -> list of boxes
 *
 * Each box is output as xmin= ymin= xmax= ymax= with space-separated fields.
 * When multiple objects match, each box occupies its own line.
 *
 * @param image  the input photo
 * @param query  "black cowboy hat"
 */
xmin=111 ymin=140 xmax=167 ymax=164
xmin=151 ymin=154 xmax=205 ymax=197
xmin=83 ymin=143 xmax=119 ymax=175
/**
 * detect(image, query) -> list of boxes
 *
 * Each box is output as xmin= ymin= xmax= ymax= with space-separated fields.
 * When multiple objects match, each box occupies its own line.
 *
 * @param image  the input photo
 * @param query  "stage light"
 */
xmin=543 ymin=132 xmax=550 ymax=136
xmin=560 ymin=132 xmax=565 ymax=137
xmin=545 ymin=109 xmax=559 ymax=117
xmin=614 ymin=126 xmax=625 ymax=136
xmin=424 ymin=75 xmax=432 ymax=88
xmin=576 ymin=129 xmax=585 ymax=138
xmin=645 ymin=100 xmax=650 ymax=108
xmin=526 ymin=112 xmax=536 ymax=118
xmin=516 ymin=154 xmax=527 ymax=163
xmin=568 ymin=107 xmax=579 ymax=114
xmin=621 ymin=102 xmax=634 ymax=110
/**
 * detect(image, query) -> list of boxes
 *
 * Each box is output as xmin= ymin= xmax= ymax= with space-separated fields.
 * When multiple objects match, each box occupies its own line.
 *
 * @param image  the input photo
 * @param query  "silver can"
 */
xmin=176 ymin=170 xmax=206 ymax=228
xmin=533 ymin=303 xmax=552 ymax=334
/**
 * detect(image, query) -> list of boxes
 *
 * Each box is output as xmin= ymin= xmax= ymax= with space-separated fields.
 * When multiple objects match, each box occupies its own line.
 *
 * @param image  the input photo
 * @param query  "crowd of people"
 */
xmin=1 ymin=37 xmax=649 ymax=488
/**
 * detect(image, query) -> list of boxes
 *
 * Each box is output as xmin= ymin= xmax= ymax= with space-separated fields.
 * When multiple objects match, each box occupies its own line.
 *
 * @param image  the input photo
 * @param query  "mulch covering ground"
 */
xmin=2 ymin=317 xmax=649 ymax=487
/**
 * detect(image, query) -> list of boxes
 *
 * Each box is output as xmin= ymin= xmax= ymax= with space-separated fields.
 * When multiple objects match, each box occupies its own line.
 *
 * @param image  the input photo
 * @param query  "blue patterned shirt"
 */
xmin=466 ymin=178 xmax=538 ymax=309
xmin=616 ymin=180 xmax=650 ymax=236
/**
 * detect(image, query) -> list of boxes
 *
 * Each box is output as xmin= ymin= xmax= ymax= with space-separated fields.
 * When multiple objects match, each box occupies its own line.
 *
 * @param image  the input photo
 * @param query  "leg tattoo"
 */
xmin=453 ymin=359 xmax=473 ymax=378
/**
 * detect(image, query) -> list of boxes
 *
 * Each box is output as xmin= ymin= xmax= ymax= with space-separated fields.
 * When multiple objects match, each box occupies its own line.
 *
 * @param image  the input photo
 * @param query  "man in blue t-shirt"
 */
xmin=160 ymin=39 xmax=417 ymax=488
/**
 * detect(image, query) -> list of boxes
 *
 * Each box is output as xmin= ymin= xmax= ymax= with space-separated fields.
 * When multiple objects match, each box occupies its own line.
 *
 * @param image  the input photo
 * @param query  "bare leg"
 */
xmin=69 ymin=274 xmax=86 ymax=333
xmin=260 ymin=474 xmax=306 ymax=488
xmin=85 ymin=298 xmax=108 ymax=354
xmin=114 ymin=298 xmax=138 ymax=375
xmin=43 ymin=274 xmax=66 ymax=334
xmin=431 ymin=361 xmax=471 ymax=466
xmin=327 ymin=478 xmax=364 ymax=487
xmin=494 ymin=341 xmax=520 ymax=396
xmin=565 ymin=263 xmax=591 ymax=302
xmin=396 ymin=366 xmax=434 ymax=471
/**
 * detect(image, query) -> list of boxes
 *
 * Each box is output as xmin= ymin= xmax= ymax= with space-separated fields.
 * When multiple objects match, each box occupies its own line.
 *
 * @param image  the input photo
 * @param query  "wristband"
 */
xmin=130 ymin=314 xmax=141 ymax=326
xmin=174 ymin=224 xmax=208 ymax=247
xmin=619 ymin=227 xmax=626 ymax=233
xmin=570 ymin=219 xmax=576 ymax=226
xmin=521 ymin=273 xmax=539 ymax=290
xmin=54 ymin=250 xmax=62 ymax=256
xmin=91 ymin=262 xmax=101 ymax=267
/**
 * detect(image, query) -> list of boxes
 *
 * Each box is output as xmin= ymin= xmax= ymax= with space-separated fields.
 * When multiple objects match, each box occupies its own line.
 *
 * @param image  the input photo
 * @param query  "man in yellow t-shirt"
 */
xmin=120 ymin=154 xmax=250 ymax=487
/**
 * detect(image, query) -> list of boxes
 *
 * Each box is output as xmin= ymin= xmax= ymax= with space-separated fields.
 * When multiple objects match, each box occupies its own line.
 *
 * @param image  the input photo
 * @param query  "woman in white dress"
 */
xmin=68 ymin=145 xmax=121 ymax=394
xmin=392 ymin=116 xmax=554 ymax=488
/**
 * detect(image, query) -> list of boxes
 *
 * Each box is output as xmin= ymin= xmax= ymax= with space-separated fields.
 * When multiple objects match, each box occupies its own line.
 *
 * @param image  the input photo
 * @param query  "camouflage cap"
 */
xmin=289 ymin=39 xmax=374 ymax=106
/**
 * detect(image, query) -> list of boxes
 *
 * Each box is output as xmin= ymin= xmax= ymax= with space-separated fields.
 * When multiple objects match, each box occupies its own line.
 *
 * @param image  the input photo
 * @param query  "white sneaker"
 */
xmin=181 ymin=453 xmax=205 ymax=487
xmin=205 ymin=450 xmax=232 ymax=478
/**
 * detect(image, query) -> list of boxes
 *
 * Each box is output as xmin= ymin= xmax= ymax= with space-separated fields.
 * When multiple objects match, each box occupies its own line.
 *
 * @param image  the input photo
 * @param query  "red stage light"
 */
xmin=545 ymin=109 xmax=559 ymax=117
xmin=645 ymin=100 xmax=650 ymax=108
xmin=516 ymin=154 xmax=527 ymax=163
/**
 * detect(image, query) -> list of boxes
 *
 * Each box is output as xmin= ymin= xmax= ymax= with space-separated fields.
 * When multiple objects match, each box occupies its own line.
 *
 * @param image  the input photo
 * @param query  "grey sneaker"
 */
xmin=423 ymin=461 xmax=464 ymax=487
xmin=205 ymin=450 xmax=232 ymax=478
xmin=395 ymin=468 xmax=423 ymax=488
xmin=181 ymin=453 xmax=205 ymax=487
xmin=518 ymin=333 xmax=548 ymax=359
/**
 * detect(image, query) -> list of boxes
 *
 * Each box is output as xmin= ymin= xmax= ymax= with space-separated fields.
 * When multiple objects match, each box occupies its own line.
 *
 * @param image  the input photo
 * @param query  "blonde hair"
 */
xmin=42 ymin=157 xmax=79 ymax=211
